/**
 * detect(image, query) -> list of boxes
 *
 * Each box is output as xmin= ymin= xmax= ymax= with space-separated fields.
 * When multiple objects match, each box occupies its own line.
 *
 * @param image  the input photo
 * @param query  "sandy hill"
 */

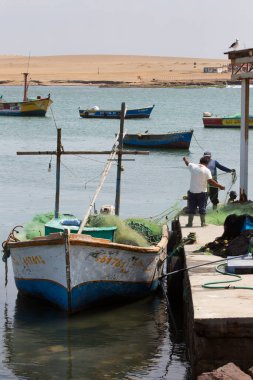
xmin=0 ymin=55 xmax=231 ymax=86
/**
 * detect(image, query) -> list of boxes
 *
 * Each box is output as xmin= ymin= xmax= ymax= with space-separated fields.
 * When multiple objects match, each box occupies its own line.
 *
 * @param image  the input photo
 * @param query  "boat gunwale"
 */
xmin=79 ymin=105 xmax=154 ymax=114
xmin=0 ymin=97 xmax=52 ymax=106
xmin=124 ymin=129 xmax=193 ymax=139
xmin=7 ymin=226 xmax=168 ymax=253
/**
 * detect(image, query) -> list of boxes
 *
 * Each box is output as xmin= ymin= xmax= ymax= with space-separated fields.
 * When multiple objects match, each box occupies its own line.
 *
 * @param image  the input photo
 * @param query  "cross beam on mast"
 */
xmin=17 ymin=102 xmax=149 ymax=222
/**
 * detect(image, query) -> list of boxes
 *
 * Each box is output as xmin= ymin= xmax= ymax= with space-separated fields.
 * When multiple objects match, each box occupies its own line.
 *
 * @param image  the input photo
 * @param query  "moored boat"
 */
xmin=4 ymin=226 xmax=168 ymax=313
xmin=79 ymin=105 xmax=154 ymax=119
xmin=0 ymin=72 xmax=52 ymax=116
xmin=202 ymin=112 xmax=253 ymax=128
xmin=123 ymin=129 xmax=193 ymax=149
xmin=2 ymin=108 xmax=169 ymax=314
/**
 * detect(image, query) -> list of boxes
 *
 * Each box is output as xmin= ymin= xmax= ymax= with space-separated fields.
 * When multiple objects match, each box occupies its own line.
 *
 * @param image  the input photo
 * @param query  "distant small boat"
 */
xmin=79 ymin=105 xmax=154 ymax=119
xmin=202 ymin=112 xmax=253 ymax=128
xmin=0 ymin=72 xmax=52 ymax=116
xmin=123 ymin=129 xmax=193 ymax=149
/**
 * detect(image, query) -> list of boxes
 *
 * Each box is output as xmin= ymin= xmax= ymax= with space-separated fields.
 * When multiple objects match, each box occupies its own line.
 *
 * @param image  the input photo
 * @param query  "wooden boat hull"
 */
xmin=203 ymin=116 xmax=253 ymax=128
xmin=8 ymin=227 xmax=168 ymax=313
xmin=0 ymin=97 xmax=53 ymax=116
xmin=123 ymin=130 xmax=193 ymax=149
xmin=79 ymin=105 xmax=154 ymax=119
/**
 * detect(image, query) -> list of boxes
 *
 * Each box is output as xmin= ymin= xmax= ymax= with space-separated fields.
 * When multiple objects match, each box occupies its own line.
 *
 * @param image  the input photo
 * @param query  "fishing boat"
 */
xmin=0 ymin=72 xmax=52 ymax=116
xmin=3 ymin=105 xmax=169 ymax=313
xmin=79 ymin=105 xmax=154 ymax=119
xmin=202 ymin=112 xmax=253 ymax=128
xmin=4 ymin=225 xmax=168 ymax=313
xmin=123 ymin=129 xmax=193 ymax=149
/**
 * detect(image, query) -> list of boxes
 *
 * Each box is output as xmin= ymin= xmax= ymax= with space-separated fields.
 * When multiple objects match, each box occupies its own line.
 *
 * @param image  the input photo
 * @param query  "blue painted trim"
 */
xmin=79 ymin=106 xmax=154 ymax=119
xmin=15 ymin=278 xmax=159 ymax=312
xmin=0 ymin=110 xmax=46 ymax=116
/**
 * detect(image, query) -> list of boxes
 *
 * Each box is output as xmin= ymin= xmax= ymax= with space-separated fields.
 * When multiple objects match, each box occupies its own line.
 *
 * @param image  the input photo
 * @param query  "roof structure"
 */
xmin=224 ymin=48 xmax=253 ymax=80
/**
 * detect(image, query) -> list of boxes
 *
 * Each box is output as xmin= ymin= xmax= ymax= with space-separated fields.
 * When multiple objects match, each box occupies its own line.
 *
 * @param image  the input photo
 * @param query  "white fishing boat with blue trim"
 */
xmin=5 ymin=225 xmax=168 ymax=313
xmin=79 ymin=105 xmax=154 ymax=119
xmin=3 ymin=104 xmax=169 ymax=314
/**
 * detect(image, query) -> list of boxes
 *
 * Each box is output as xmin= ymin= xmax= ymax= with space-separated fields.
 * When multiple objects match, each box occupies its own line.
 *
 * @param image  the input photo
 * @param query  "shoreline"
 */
xmin=0 ymin=54 xmax=233 ymax=88
xmin=0 ymin=79 xmax=238 ymax=88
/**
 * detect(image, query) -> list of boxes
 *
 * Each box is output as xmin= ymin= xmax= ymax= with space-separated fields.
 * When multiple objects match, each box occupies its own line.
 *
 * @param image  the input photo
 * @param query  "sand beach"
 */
xmin=0 ymin=54 xmax=231 ymax=87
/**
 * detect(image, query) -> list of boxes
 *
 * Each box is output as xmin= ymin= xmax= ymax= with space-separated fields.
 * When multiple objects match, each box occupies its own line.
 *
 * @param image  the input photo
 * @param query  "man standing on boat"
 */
xmin=203 ymin=151 xmax=235 ymax=209
xmin=183 ymin=156 xmax=225 ymax=227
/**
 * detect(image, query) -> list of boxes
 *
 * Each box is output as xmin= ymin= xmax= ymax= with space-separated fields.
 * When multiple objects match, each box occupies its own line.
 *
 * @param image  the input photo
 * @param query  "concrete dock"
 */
xmin=179 ymin=215 xmax=253 ymax=379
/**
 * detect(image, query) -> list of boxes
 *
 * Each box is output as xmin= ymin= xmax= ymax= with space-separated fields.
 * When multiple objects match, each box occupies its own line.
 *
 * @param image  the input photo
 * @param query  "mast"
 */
xmin=55 ymin=128 xmax=62 ymax=218
xmin=23 ymin=72 xmax=29 ymax=102
xmin=17 ymin=103 xmax=149 ymax=226
xmin=115 ymin=102 xmax=126 ymax=215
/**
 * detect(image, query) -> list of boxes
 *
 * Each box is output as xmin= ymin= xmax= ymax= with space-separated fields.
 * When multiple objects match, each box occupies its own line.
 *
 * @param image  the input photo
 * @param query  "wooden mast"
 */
xmin=23 ymin=72 xmax=29 ymax=102
xmin=17 ymin=103 xmax=149 ymax=222
xmin=115 ymin=102 xmax=126 ymax=215
xmin=55 ymin=128 xmax=62 ymax=218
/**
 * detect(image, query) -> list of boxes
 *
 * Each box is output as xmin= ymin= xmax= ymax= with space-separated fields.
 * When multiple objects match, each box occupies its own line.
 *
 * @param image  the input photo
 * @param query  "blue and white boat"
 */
xmin=79 ymin=105 xmax=155 ymax=119
xmin=123 ymin=129 xmax=193 ymax=149
xmin=5 ymin=225 xmax=168 ymax=313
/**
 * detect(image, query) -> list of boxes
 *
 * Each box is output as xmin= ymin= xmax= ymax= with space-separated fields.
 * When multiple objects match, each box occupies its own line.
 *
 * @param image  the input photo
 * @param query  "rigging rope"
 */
xmin=192 ymin=131 xmax=206 ymax=151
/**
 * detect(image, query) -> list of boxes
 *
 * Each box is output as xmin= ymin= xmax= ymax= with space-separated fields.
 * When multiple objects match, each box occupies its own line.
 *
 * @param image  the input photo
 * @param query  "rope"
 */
xmin=192 ymin=131 xmax=206 ymax=151
xmin=161 ymin=254 xmax=249 ymax=279
xmin=49 ymin=106 xmax=58 ymax=131
xmin=159 ymin=278 xmax=178 ymax=334
xmin=2 ymin=226 xmax=23 ymax=287
xmin=148 ymin=202 xmax=184 ymax=223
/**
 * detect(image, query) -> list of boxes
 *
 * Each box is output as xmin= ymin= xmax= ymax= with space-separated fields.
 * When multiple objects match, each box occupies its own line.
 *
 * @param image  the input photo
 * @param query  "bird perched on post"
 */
xmin=229 ymin=39 xmax=239 ymax=49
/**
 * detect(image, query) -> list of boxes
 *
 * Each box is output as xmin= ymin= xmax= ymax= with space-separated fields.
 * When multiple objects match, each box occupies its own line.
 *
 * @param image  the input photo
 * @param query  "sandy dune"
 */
xmin=0 ymin=55 xmax=231 ymax=86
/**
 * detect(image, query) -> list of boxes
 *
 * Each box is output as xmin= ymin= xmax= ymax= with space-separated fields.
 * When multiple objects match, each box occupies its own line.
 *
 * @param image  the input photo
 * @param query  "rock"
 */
xmin=197 ymin=362 xmax=252 ymax=380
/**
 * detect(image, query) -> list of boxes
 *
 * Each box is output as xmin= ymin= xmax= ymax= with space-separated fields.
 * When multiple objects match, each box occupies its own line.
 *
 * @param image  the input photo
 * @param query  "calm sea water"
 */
xmin=1 ymin=85 xmax=253 ymax=380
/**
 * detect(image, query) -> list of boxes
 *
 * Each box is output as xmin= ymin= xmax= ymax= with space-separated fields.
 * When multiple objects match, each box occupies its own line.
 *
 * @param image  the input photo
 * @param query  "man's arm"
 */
xmin=215 ymin=160 xmax=233 ymax=173
xmin=208 ymin=178 xmax=225 ymax=190
xmin=183 ymin=156 xmax=189 ymax=166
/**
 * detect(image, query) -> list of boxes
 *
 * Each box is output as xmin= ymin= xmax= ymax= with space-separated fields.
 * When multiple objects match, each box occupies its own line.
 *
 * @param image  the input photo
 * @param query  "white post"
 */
xmin=240 ymin=78 xmax=249 ymax=201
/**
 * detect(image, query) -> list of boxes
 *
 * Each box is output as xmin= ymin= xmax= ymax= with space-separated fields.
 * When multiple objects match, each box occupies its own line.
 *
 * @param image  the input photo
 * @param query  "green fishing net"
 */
xmin=206 ymin=203 xmax=253 ymax=225
xmin=18 ymin=212 xmax=58 ymax=241
xmin=126 ymin=218 xmax=163 ymax=244
xmin=88 ymin=214 xmax=163 ymax=246
xmin=18 ymin=212 xmax=163 ymax=247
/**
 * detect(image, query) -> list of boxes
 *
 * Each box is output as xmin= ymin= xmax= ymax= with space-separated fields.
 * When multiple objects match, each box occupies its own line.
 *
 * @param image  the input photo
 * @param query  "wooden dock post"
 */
xmin=240 ymin=78 xmax=249 ymax=201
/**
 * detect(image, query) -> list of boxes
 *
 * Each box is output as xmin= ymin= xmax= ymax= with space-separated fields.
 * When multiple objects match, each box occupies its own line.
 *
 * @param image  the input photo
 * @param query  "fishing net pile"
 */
xmin=17 ymin=212 xmax=57 ymax=241
xmin=199 ymin=211 xmax=253 ymax=258
xmin=88 ymin=214 xmax=163 ymax=246
xmin=206 ymin=203 xmax=253 ymax=225
xmin=17 ymin=212 xmax=163 ymax=247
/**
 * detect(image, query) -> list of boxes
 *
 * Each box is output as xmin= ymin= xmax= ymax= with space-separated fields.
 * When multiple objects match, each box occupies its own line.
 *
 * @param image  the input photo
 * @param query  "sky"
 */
xmin=1 ymin=0 xmax=253 ymax=59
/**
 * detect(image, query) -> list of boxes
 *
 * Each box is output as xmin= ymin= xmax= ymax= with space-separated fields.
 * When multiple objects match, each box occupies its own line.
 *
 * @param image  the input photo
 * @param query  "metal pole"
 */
xmin=55 ymin=128 xmax=61 ymax=218
xmin=240 ymin=78 xmax=249 ymax=201
xmin=115 ymin=102 xmax=126 ymax=216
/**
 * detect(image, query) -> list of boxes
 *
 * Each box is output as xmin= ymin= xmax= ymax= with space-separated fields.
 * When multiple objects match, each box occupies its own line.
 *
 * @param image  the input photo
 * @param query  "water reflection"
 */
xmin=3 ymin=293 xmax=190 ymax=380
